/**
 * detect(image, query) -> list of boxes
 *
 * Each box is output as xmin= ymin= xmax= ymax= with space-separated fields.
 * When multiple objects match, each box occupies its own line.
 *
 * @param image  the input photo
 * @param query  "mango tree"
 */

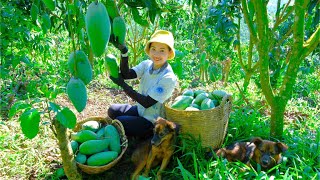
xmin=5 ymin=0 xmax=200 ymax=179
xmin=237 ymin=0 xmax=319 ymax=138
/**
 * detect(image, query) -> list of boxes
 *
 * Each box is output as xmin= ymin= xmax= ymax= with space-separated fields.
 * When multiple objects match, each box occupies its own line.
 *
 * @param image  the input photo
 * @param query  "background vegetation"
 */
xmin=1 ymin=0 xmax=319 ymax=179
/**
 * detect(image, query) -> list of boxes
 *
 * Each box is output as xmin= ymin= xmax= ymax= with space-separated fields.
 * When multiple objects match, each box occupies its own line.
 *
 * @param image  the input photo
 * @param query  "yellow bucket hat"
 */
xmin=145 ymin=30 xmax=175 ymax=60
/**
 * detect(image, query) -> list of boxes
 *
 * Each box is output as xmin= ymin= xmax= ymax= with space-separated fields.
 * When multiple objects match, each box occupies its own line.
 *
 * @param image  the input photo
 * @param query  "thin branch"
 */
xmin=241 ymin=0 xmax=258 ymax=44
xmin=302 ymin=26 xmax=320 ymax=58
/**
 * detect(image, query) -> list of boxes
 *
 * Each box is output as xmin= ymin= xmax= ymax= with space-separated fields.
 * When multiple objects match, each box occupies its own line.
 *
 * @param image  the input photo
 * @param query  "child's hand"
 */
xmin=109 ymin=34 xmax=128 ymax=54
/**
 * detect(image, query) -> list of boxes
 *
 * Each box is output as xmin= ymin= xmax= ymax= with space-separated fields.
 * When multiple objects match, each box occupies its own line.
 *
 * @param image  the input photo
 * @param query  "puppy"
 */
xmin=216 ymin=137 xmax=288 ymax=169
xmin=131 ymin=117 xmax=180 ymax=180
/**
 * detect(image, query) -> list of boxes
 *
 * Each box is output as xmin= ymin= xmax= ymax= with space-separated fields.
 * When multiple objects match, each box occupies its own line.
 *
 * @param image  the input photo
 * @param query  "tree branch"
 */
xmin=241 ymin=0 xmax=258 ymax=44
xmin=253 ymin=0 xmax=275 ymax=106
xmin=302 ymin=26 xmax=320 ymax=58
xmin=279 ymin=0 xmax=305 ymax=98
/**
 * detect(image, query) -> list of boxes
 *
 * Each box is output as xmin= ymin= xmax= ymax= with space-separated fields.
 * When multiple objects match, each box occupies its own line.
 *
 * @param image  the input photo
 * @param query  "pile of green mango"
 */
xmin=171 ymin=89 xmax=227 ymax=111
xmin=71 ymin=120 xmax=121 ymax=166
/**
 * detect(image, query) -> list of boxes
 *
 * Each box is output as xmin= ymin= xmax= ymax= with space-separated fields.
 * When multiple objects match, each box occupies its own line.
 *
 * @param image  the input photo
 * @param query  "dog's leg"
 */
xmin=156 ymin=154 xmax=172 ymax=180
xmin=131 ymin=160 xmax=147 ymax=180
xmin=143 ymin=152 xmax=156 ymax=177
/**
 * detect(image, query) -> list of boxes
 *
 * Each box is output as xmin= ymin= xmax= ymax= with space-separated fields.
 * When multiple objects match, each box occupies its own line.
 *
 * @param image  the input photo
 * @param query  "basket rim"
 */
xmin=73 ymin=116 xmax=128 ymax=174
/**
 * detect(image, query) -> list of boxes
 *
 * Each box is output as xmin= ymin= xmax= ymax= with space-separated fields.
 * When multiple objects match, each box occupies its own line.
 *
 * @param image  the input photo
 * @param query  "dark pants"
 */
xmin=108 ymin=104 xmax=154 ymax=137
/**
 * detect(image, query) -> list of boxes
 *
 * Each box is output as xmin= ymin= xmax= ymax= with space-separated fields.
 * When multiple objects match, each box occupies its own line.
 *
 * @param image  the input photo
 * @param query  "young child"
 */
xmin=108 ymin=30 xmax=177 ymax=138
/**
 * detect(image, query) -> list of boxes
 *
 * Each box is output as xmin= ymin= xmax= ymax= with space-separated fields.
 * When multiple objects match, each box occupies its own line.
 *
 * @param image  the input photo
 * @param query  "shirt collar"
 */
xmin=149 ymin=62 xmax=168 ymax=75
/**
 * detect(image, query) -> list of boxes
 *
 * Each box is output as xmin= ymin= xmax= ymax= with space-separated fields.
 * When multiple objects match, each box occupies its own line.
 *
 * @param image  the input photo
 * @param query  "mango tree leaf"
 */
xmin=42 ymin=0 xmax=55 ymax=11
xmin=20 ymin=108 xmax=40 ymax=139
xmin=42 ymin=13 xmax=51 ymax=29
xmin=49 ymin=102 xmax=61 ymax=113
xmin=30 ymin=3 xmax=39 ymax=21
xmin=131 ymin=7 xmax=149 ymax=27
xmin=56 ymin=107 xmax=76 ymax=129
xmin=9 ymin=101 xmax=31 ymax=119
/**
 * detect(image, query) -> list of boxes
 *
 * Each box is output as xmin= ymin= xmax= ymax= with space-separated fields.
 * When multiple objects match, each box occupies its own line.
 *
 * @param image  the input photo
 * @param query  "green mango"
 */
xmin=75 ymin=153 xmax=87 ymax=164
xmin=70 ymin=140 xmax=79 ymax=154
xmin=182 ymin=89 xmax=194 ymax=97
xmin=104 ymin=125 xmax=121 ymax=154
xmin=79 ymin=139 xmax=109 ymax=155
xmin=68 ymin=50 xmax=92 ymax=85
xmin=67 ymin=77 xmax=87 ymax=112
xmin=171 ymin=95 xmax=193 ymax=110
xmin=200 ymin=98 xmax=215 ymax=110
xmin=86 ymin=2 xmax=111 ymax=57
xmin=104 ymin=54 xmax=119 ymax=78
xmin=113 ymin=16 xmax=126 ymax=45
xmin=193 ymin=93 xmax=209 ymax=106
xmin=87 ymin=151 xmax=118 ymax=166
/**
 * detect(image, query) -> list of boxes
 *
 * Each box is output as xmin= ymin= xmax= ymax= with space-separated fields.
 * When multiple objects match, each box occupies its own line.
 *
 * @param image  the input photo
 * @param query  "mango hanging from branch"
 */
xmin=104 ymin=54 xmax=119 ymax=78
xmin=85 ymin=2 xmax=111 ymax=57
xmin=112 ymin=16 xmax=126 ymax=45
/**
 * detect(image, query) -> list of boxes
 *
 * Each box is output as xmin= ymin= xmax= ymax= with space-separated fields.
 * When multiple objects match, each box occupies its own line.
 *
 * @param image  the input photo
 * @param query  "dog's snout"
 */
xmin=262 ymin=158 xmax=269 ymax=165
xmin=261 ymin=155 xmax=271 ymax=165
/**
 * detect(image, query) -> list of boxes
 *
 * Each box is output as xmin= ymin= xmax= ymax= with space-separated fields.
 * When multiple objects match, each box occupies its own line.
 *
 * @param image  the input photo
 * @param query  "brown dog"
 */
xmin=216 ymin=137 xmax=288 ymax=169
xmin=131 ymin=117 xmax=180 ymax=180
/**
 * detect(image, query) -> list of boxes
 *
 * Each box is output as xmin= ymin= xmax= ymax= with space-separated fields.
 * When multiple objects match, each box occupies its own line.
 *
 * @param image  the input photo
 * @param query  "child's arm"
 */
xmin=110 ymin=76 xmax=157 ymax=108
xmin=119 ymin=55 xmax=137 ymax=79
xmin=109 ymin=35 xmax=137 ymax=79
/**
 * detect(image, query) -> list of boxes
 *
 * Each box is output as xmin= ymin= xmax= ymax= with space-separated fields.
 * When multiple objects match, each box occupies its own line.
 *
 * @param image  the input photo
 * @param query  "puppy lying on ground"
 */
xmin=216 ymin=137 xmax=288 ymax=169
xmin=131 ymin=117 xmax=180 ymax=180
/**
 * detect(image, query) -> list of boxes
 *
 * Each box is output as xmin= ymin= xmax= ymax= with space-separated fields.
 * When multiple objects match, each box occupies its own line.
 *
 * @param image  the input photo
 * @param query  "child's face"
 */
xmin=149 ymin=42 xmax=172 ymax=69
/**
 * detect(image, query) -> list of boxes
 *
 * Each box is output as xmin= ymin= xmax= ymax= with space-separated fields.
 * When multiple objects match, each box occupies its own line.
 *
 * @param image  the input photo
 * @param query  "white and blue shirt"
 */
xmin=132 ymin=60 xmax=177 ymax=124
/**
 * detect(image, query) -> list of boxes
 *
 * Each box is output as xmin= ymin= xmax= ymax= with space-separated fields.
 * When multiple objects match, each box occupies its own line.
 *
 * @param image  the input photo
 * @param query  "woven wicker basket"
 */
xmin=73 ymin=116 xmax=128 ymax=174
xmin=165 ymin=94 xmax=232 ymax=148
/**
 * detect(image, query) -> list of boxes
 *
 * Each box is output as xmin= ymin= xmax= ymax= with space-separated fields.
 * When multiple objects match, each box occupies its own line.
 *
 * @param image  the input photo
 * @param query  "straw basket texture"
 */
xmin=73 ymin=116 xmax=128 ymax=174
xmin=165 ymin=94 xmax=232 ymax=148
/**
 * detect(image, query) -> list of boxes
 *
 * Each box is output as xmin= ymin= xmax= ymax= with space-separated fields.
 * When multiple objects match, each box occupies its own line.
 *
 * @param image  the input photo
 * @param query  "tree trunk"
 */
xmin=270 ymin=97 xmax=286 ymax=138
xmin=54 ymin=119 xmax=82 ymax=180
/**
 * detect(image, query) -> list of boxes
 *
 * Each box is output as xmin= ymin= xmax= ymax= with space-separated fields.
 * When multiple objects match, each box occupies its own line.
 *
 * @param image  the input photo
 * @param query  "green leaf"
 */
xmin=30 ymin=4 xmax=39 ymax=21
xmin=42 ymin=0 xmax=55 ymax=11
xmin=20 ymin=108 xmax=40 ymax=139
xmin=49 ymin=102 xmax=61 ymax=113
xmin=42 ymin=13 xmax=51 ymax=29
xmin=56 ymin=107 xmax=76 ymax=129
xmin=9 ymin=102 xmax=31 ymax=119
xmin=131 ymin=8 xmax=149 ymax=27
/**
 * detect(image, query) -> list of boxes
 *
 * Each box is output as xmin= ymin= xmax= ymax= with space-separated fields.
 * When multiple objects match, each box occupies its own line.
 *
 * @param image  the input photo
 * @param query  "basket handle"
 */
xmin=220 ymin=94 xmax=232 ymax=107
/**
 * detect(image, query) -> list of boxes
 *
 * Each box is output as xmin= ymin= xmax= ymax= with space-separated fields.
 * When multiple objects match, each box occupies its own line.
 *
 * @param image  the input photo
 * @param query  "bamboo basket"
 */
xmin=165 ymin=94 xmax=232 ymax=148
xmin=73 ymin=116 xmax=128 ymax=174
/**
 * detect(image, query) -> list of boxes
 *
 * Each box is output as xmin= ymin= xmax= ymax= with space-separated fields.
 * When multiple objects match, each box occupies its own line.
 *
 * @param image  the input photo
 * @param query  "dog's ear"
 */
xmin=167 ymin=121 xmax=180 ymax=134
xmin=250 ymin=137 xmax=263 ymax=146
xmin=276 ymin=142 xmax=288 ymax=153
xmin=244 ymin=142 xmax=256 ymax=163
xmin=216 ymin=148 xmax=226 ymax=157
